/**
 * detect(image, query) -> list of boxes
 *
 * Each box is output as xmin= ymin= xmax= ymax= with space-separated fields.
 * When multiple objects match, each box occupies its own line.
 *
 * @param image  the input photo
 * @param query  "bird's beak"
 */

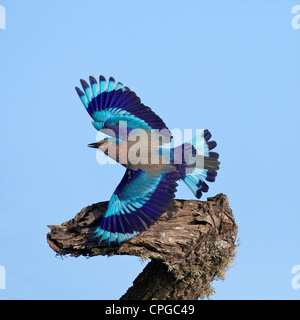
xmin=88 ymin=142 xmax=101 ymax=148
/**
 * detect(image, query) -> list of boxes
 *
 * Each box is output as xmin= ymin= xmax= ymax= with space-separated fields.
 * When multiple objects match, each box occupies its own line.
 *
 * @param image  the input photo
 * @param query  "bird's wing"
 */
xmin=95 ymin=168 xmax=179 ymax=245
xmin=75 ymin=75 xmax=172 ymax=142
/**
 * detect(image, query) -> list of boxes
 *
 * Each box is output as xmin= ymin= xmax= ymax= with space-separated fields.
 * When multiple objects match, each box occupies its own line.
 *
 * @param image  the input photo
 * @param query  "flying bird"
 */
xmin=75 ymin=75 xmax=220 ymax=245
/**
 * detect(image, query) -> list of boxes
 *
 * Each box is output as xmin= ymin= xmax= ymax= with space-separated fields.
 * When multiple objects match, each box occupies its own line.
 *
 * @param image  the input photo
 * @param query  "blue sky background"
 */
xmin=0 ymin=0 xmax=299 ymax=299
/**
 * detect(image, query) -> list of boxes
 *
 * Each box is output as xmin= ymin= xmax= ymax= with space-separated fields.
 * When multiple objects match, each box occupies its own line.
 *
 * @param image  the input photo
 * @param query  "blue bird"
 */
xmin=75 ymin=76 xmax=220 ymax=245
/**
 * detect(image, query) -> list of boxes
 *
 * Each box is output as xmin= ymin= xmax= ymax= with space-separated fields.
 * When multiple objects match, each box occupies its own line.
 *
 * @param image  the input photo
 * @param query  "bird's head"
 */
xmin=88 ymin=137 xmax=109 ymax=149
xmin=88 ymin=137 xmax=121 ymax=150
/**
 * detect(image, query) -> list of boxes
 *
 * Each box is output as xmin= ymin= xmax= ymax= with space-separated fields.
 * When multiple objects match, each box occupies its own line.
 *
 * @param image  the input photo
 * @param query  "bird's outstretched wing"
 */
xmin=75 ymin=76 xmax=172 ymax=141
xmin=95 ymin=168 xmax=179 ymax=245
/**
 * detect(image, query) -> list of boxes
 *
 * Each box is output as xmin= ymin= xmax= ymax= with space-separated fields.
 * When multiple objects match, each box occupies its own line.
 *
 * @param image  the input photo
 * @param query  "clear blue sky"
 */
xmin=0 ymin=0 xmax=299 ymax=300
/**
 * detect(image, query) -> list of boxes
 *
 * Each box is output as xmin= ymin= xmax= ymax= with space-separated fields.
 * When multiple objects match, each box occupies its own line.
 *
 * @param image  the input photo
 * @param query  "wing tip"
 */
xmin=80 ymin=79 xmax=89 ymax=90
xmin=99 ymin=75 xmax=106 ymax=82
xmin=89 ymin=75 xmax=97 ymax=85
xmin=75 ymin=86 xmax=84 ymax=96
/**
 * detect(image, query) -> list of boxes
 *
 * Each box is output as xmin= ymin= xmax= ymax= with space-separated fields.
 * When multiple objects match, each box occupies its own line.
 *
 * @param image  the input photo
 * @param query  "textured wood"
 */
xmin=47 ymin=193 xmax=238 ymax=299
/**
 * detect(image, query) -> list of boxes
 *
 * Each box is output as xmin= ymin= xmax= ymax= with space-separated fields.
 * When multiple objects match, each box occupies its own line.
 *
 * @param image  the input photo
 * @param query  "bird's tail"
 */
xmin=171 ymin=129 xmax=220 ymax=199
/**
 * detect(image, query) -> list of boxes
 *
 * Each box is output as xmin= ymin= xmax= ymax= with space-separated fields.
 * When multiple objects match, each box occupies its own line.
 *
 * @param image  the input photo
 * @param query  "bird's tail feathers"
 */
xmin=172 ymin=129 xmax=220 ymax=199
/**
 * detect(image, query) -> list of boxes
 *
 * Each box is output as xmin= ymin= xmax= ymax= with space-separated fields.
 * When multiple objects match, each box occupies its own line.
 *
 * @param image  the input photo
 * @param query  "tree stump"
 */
xmin=47 ymin=193 xmax=238 ymax=299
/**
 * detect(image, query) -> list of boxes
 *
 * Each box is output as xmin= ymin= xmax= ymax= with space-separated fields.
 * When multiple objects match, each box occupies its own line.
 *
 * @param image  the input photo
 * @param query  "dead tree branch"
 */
xmin=47 ymin=193 xmax=238 ymax=299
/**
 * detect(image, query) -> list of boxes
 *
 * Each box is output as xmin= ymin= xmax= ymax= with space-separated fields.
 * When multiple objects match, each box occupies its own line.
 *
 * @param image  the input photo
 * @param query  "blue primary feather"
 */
xmin=95 ymin=169 xmax=179 ymax=245
xmin=75 ymin=75 xmax=172 ymax=141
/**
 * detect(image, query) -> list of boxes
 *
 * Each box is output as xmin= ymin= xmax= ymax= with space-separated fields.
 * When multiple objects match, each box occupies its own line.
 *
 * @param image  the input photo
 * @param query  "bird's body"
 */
xmin=76 ymin=75 xmax=220 ymax=245
xmin=96 ymin=135 xmax=177 ymax=176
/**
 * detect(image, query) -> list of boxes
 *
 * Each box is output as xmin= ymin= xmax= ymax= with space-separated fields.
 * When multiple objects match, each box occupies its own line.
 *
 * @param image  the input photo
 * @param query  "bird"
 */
xmin=75 ymin=75 xmax=220 ymax=245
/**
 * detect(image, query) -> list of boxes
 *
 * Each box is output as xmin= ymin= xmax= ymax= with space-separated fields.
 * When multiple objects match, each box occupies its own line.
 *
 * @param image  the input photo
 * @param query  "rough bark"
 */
xmin=47 ymin=193 xmax=238 ymax=300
